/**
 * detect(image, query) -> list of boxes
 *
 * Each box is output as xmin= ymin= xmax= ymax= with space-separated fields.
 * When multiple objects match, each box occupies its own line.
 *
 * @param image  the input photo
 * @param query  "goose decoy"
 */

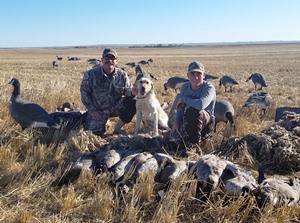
xmin=163 ymin=76 xmax=189 ymax=92
xmin=246 ymin=73 xmax=268 ymax=90
xmin=56 ymin=55 xmax=63 ymax=61
xmin=52 ymin=60 xmax=59 ymax=68
xmin=125 ymin=62 xmax=136 ymax=68
xmin=214 ymin=100 xmax=235 ymax=130
xmin=8 ymin=78 xmax=60 ymax=130
xmin=219 ymin=75 xmax=239 ymax=92
xmin=138 ymin=60 xmax=149 ymax=65
xmin=135 ymin=64 xmax=144 ymax=75
xmin=243 ymin=92 xmax=272 ymax=113
xmin=135 ymin=72 xmax=158 ymax=83
xmin=204 ymin=73 xmax=218 ymax=81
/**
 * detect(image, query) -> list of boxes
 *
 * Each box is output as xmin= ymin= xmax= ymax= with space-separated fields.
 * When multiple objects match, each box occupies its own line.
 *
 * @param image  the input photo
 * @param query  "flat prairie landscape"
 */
xmin=0 ymin=43 xmax=299 ymax=222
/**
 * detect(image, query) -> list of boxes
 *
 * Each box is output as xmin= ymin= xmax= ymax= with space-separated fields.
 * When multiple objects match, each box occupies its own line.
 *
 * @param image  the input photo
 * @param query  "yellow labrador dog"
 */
xmin=135 ymin=77 xmax=170 ymax=136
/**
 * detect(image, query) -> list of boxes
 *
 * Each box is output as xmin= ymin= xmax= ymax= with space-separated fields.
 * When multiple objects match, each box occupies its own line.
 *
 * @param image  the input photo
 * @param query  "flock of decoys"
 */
xmin=6 ymin=70 xmax=273 ymax=133
xmin=163 ymin=72 xmax=271 ymax=130
xmin=52 ymin=55 xmax=82 ymax=68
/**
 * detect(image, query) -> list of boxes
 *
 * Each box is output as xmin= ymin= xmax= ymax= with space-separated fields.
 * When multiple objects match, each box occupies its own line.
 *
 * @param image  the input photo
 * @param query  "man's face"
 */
xmin=102 ymin=54 xmax=118 ymax=74
xmin=188 ymin=71 xmax=205 ymax=86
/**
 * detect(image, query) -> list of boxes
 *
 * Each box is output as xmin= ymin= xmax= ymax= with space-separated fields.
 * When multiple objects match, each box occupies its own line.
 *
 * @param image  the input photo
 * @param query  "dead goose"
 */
xmin=155 ymin=159 xmax=188 ymax=184
xmin=214 ymin=100 xmax=235 ymax=130
xmin=117 ymin=153 xmax=174 ymax=193
xmin=246 ymin=73 xmax=268 ymax=90
xmin=219 ymin=75 xmax=239 ymax=92
xmin=95 ymin=149 xmax=124 ymax=173
xmin=255 ymin=169 xmax=300 ymax=207
xmin=221 ymin=162 xmax=257 ymax=196
xmin=189 ymin=154 xmax=256 ymax=197
xmin=115 ymin=152 xmax=153 ymax=191
xmin=8 ymin=78 xmax=60 ymax=130
xmin=189 ymin=154 xmax=229 ymax=194
xmin=57 ymin=153 xmax=98 ymax=186
xmin=111 ymin=151 xmax=151 ymax=184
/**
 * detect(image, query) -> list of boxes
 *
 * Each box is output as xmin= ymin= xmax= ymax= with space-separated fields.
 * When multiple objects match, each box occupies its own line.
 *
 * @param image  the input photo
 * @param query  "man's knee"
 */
xmin=85 ymin=110 xmax=107 ymax=136
xmin=185 ymin=107 xmax=210 ymax=124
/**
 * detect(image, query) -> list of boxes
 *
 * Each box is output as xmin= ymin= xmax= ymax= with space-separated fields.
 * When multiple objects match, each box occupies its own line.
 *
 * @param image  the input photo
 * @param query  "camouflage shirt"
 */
xmin=80 ymin=66 xmax=133 ymax=111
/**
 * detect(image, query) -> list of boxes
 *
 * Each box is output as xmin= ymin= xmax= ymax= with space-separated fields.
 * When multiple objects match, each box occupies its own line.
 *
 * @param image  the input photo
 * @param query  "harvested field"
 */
xmin=0 ymin=43 xmax=300 ymax=222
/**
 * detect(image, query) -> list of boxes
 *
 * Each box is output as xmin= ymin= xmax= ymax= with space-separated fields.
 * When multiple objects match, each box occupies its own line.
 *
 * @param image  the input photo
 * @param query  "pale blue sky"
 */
xmin=1 ymin=0 xmax=299 ymax=48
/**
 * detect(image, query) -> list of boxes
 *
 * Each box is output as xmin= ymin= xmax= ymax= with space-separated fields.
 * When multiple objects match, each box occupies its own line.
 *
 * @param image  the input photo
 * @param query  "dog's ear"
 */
xmin=150 ymin=82 xmax=154 ymax=93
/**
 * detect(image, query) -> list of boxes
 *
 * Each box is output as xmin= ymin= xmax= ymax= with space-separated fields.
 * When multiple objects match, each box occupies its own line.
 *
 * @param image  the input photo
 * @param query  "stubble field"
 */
xmin=0 ymin=43 xmax=299 ymax=222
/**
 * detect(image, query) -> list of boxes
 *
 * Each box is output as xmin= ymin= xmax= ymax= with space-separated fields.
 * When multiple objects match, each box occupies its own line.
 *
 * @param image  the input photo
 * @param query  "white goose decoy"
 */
xmin=219 ymin=75 xmax=239 ymax=92
xmin=214 ymin=100 xmax=235 ymax=130
xmin=246 ymin=73 xmax=268 ymax=90
xmin=163 ymin=76 xmax=189 ymax=92
xmin=243 ymin=92 xmax=272 ymax=113
xmin=8 ymin=78 xmax=60 ymax=130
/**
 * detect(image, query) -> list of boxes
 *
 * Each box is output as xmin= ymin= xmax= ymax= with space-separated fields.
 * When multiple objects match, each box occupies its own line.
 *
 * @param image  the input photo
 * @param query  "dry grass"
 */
xmin=0 ymin=44 xmax=300 ymax=222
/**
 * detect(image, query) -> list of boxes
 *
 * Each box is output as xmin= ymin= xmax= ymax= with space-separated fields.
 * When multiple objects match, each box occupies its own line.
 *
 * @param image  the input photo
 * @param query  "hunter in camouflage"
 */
xmin=80 ymin=48 xmax=137 ymax=136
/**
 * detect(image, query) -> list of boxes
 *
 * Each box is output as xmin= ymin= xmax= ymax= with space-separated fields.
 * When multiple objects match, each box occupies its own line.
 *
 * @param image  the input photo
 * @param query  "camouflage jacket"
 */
xmin=80 ymin=66 xmax=133 ymax=111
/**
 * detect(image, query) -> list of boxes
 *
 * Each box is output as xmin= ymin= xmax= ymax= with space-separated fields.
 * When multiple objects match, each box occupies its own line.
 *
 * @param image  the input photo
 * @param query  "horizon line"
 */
xmin=1 ymin=40 xmax=300 ymax=49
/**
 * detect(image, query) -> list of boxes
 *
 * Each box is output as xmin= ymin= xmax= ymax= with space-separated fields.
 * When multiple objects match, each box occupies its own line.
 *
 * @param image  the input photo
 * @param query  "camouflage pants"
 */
xmin=85 ymin=97 xmax=136 ymax=136
xmin=183 ymin=107 xmax=214 ymax=144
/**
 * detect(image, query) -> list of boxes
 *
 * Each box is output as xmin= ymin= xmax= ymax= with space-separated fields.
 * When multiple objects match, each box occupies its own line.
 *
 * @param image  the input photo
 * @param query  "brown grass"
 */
xmin=0 ymin=43 xmax=300 ymax=222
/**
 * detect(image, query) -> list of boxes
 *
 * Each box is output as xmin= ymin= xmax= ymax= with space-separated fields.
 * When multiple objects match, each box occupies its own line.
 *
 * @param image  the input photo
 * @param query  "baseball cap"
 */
xmin=188 ymin=61 xmax=204 ymax=74
xmin=102 ymin=48 xmax=118 ymax=58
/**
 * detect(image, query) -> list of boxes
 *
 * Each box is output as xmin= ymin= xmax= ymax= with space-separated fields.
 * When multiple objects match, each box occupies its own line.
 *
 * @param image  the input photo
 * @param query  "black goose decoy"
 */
xmin=219 ymin=75 xmax=239 ymax=92
xmin=8 ymin=78 xmax=60 ymax=130
xmin=246 ymin=73 xmax=268 ymax=90
xmin=214 ymin=100 xmax=235 ymax=130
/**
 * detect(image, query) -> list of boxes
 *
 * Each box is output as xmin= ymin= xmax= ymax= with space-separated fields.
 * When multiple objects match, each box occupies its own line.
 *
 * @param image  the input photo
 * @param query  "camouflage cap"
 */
xmin=188 ymin=61 xmax=205 ymax=74
xmin=102 ymin=48 xmax=118 ymax=58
